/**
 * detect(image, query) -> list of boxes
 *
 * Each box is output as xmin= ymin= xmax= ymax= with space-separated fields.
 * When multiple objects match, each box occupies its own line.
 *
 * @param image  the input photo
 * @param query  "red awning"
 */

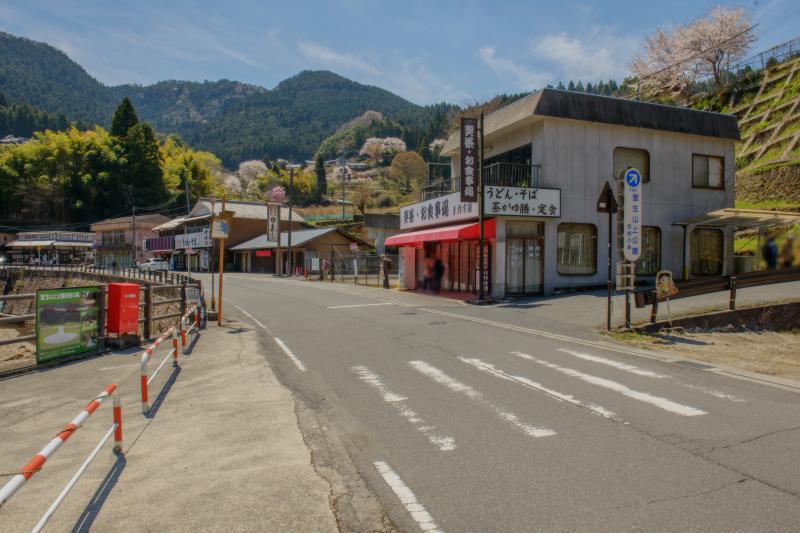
xmin=384 ymin=219 xmax=496 ymax=247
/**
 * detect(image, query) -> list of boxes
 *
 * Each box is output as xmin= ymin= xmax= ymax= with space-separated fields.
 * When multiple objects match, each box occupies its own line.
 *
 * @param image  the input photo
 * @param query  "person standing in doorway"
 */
xmin=423 ymin=255 xmax=434 ymax=291
xmin=380 ymin=254 xmax=392 ymax=289
xmin=780 ymin=236 xmax=795 ymax=269
xmin=433 ymin=256 xmax=445 ymax=293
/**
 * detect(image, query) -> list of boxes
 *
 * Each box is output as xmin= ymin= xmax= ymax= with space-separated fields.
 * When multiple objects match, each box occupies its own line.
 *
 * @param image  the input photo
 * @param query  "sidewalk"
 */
xmin=0 ymin=323 xmax=338 ymax=532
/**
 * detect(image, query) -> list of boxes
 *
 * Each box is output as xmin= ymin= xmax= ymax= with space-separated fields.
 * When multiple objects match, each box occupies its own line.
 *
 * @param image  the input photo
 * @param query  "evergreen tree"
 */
xmin=124 ymin=123 xmax=166 ymax=206
xmin=0 ymin=91 xmax=7 ymax=108
xmin=586 ymin=82 xmax=594 ymax=94
xmin=315 ymin=154 xmax=327 ymax=201
xmin=567 ymin=81 xmax=576 ymax=91
xmin=556 ymin=81 xmax=566 ymax=90
xmin=111 ymin=97 xmax=139 ymax=138
xmin=576 ymin=81 xmax=585 ymax=92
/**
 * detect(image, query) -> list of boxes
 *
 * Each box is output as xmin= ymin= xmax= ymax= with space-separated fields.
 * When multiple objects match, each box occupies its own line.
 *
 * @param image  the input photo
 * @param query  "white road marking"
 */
xmin=328 ymin=302 xmax=393 ymax=309
xmin=557 ymin=348 xmax=667 ymax=378
xmin=232 ymin=303 xmax=268 ymax=330
xmin=512 ymin=352 xmax=706 ymax=417
xmin=459 ymin=357 xmax=620 ymax=421
xmin=353 ymin=366 xmax=455 ymax=451
xmin=409 ymin=360 xmax=556 ymax=438
xmin=682 ymin=383 xmax=746 ymax=402
xmin=274 ymin=337 xmax=307 ymax=371
xmin=374 ymin=461 xmax=443 ymax=533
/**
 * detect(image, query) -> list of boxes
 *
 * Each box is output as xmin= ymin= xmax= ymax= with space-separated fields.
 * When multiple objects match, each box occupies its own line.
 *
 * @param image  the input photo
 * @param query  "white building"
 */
xmin=386 ymin=89 xmax=740 ymax=298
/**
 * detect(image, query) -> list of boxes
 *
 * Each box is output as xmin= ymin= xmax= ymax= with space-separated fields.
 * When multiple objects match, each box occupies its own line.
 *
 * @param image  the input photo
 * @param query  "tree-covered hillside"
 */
xmin=0 ymin=32 xmax=427 ymax=167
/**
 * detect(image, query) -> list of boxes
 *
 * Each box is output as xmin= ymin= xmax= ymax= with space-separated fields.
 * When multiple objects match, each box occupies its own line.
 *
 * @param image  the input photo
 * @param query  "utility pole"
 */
xmin=183 ymin=170 xmax=191 ymax=273
xmin=217 ymin=195 xmax=226 ymax=326
xmin=478 ymin=113 xmax=485 ymax=301
xmin=287 ymin=164 xmax=300 ymax=277
xmin=210 ymin=197 xmax=216 ymax=312
xmin=340 ymin=157 xmax=346 ymax=221
xmin=131 ymin=205 xmax=137 ymax=268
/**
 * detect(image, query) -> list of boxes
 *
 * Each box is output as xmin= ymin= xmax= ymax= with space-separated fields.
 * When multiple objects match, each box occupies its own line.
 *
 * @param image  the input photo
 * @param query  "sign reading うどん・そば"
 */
xmin=483 ymin=186 xmax=561 ymax=217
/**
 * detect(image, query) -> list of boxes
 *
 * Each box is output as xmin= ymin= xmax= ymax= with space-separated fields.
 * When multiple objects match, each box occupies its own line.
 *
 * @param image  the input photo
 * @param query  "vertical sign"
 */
xmin=460 ymin=117 xmax=478 ymax=203
xmin=623 ymin=168 xmax=643 ymax=262
xmin=267 ymin=203 xmax=281 ymax=242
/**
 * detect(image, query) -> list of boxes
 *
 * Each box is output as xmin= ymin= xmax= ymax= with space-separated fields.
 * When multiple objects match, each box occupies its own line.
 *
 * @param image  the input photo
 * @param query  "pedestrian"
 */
xmin=762 ymin=236 xmax=778 ymax=270
xmin=321 ymin=258 xmax=329 ymax=280
xmin=423 ymin=255 xmax=434 ymax=291
xmin=780 ymin=236 xmax=795 ymax=269
xmin=380 ymin=254 xmax=392 ymax=289
xmin=112 ymin=260 xmax=118 ymax=274
xmin=433 ymin=256 xmax=445 ymax=293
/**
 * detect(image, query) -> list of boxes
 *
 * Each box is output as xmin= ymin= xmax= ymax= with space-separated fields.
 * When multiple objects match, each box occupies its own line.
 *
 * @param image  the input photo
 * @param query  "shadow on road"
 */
xmin=70 ymin=454 xmax=126 ymax=533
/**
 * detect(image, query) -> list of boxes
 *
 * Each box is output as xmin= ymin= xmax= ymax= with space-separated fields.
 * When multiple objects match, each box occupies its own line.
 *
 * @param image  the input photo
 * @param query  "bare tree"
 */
xmin=629 ymin=6 xmax=754 ymax=99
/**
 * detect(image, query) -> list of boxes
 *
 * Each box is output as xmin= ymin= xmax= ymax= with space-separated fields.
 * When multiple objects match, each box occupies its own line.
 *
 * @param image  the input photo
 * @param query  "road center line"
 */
xmin=409 ymin=360 xmax=556 ymax=438
xmin=557 ymin=348 xmax=668 ymax=378
xmin=512 ymin=352 xmax=706 ymax=416
xmin=352 ymin=366 xmax=455 ymax=451
xmin=274 ymin=338 xmax=308 ymax=371
xmin=328 ymin=302 xmax=393 ymax=309
xmin=459 ymin=357 xmax=620 ymax=421
xmin=373 ymin=460 xmax=443 ymax=533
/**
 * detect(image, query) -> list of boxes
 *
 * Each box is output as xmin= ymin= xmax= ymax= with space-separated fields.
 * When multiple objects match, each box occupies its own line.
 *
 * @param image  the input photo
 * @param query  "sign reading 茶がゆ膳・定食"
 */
xmin=400 ymin=191 xmax=477 ymax=230
xmin=483 ymin=186 xmax=561 ymax=217
xmin=36 ymin=286 xmax=100 ymax=364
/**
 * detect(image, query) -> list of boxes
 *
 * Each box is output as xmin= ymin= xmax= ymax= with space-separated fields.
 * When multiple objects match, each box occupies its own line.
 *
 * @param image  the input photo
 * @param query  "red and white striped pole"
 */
xmin=0 ymin=384 xmax=122 ymax=509
xmin=172 ymin=326 xmax=179 ymax=367
xmin=140 ymin=330 xmax=172 ymax=414
xmin=180 ymin=316 xmax=187 ymax=349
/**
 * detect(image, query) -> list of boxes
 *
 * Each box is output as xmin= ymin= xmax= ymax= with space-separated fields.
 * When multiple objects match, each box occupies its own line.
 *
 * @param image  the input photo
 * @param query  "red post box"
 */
xmin=107 ymin=283 xmax=140 ymax=335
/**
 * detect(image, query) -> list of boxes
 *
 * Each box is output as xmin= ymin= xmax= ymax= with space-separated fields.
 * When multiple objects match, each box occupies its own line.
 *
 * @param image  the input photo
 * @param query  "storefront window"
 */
xmin=557 ymin=223 xmax=597 ymax=275
xmin=691 ymin=228 xmax=723 ymax=275
xmin=636 ymin=227 xmax=661 ymax=275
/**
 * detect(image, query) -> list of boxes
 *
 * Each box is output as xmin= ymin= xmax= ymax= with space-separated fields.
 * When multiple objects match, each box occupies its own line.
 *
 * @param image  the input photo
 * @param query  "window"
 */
xmin=557 ymin=223 xmax=597 ymax=275
xmin=636 ymin=226 xmax=661 ymax=275
xmin=691 ymin=228 xmax=723 ymax=276
xmin=613 ymin=147 xmax=650 ymax=183
xmin=692 ymin=154 xmax=724 ymax=188
xmin=101 ymin=231 xmax=126 ymax=247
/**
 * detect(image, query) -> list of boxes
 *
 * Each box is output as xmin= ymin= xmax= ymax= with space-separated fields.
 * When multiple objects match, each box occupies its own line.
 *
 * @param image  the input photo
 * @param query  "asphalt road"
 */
xmin=204 ymin=274 xmax=800 ymax=533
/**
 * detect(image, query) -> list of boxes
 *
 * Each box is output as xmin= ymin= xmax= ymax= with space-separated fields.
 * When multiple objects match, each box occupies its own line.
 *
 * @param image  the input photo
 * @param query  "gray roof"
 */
xmin=532 ymin=89 xmax=740 ymax=140
xmin=443 ymin=89 xmax=740 ymax=154
xmin=191 ymin=198 xmax=305 ymax=223
xmin=230 ymin=227 xmax=365 ymax=251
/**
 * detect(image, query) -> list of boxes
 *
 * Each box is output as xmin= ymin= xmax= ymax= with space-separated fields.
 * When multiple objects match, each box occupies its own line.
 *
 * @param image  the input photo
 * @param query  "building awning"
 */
xmin=384 ymin=219 xmax=496 ymax=247
xmin=53 ymin=241 xmax=94 ymax=248
xmin=673 ymin=208 xmax=800 ymax=231
xmin=7 ymin=240 xmax=55 ymax=248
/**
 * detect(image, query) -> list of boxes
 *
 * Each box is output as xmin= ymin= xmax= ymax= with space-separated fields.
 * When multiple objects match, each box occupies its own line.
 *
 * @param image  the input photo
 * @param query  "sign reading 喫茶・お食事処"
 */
xmin=460 ymin=117 xmax=478 ymax=203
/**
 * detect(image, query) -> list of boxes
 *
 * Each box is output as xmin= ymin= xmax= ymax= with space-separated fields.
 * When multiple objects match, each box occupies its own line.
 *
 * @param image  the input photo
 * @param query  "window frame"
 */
xmin=692 ymin=153 xmax=725 ymax=190
xmin=556 ymin=222 xmax=598 ymax=276
xmin=691 ymin=227 xmax=724 ymax=276
xmin=613 ymin=146 xmax=651 ymax=183
xmin=635 ymin=226 xmax=662 ymax=276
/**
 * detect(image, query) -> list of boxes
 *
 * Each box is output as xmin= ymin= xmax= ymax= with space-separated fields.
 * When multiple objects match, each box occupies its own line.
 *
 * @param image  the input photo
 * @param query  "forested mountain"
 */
xmin=0 ymin=91 xmax=72 ymax=137
xmin=0 ymin=31 xmax=427 ymax=167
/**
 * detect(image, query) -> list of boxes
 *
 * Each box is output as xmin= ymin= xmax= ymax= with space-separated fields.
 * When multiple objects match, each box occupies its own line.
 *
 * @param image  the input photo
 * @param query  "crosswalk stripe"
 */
xmin=409 ymin=360 xmax=556 ymax=438
xmin=511 ymin=352 xmax=707 ymax=417
xmin=556 ymin=349 xmax=668 ymax=378
xmin=458 ymin=357 xmax=620 ymax=421
xmin=353 ymin=366 xmax=455 ymax=451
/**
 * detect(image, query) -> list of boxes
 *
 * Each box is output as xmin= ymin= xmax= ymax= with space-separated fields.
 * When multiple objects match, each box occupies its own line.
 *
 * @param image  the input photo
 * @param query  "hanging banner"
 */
xmin=36 ymin=286 xmax=100 ymax=364
xmin=623 ymin=168 xmax=643 ymax=261
xmin=175 ymin=228 xmax=211 ymax=249
xmin=460 ymin=117 xmax=478 ymax=203
xmin=267 ymin=202 xmax=281 ymax=243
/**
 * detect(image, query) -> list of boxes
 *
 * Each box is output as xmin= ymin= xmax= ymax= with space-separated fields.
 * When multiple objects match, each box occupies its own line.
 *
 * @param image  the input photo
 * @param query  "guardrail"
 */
xmin=635 ymin=267 xmax=800 ymax=323
xmin=140 ymin=305 xmax=201 ymax=414
xmin=0 ymin=384 xmax=123 ymax=530
xmin=1 ymin=264 xmax=195 ymax=286
xmin=0 ymin=292 xmax=35 ymax=347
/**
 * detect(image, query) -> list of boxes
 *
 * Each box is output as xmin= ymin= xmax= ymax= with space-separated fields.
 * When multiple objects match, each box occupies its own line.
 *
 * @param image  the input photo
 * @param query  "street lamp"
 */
xmin=286 ymin=163 xmax=301 ymax=276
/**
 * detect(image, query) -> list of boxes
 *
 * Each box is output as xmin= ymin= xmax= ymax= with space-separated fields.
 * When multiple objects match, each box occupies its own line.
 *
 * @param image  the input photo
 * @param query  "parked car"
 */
xmin=138 ymin=258 xmax=170 ymax=272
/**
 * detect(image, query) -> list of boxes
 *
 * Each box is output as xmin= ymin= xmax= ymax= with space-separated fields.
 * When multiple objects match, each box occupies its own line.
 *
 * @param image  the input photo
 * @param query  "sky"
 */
xmin=1 ymin=0 xmax=798 ymax=105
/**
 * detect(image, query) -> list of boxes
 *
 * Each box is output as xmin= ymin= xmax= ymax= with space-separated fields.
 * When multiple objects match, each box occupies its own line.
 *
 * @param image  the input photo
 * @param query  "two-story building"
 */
xmin=91 ymin=214 xmax=170 ymax=268
xmin=385 ymin=89 xmax=740 ymax=298
xmin=5 ymin=231 xmax=94 ymax=264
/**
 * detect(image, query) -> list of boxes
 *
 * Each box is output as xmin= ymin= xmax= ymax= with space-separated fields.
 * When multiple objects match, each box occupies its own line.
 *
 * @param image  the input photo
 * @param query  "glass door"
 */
xmin=524 ymin=238 xmax=544 ymax=294
xmin=506 ymin=238 xmax=525 ymax=294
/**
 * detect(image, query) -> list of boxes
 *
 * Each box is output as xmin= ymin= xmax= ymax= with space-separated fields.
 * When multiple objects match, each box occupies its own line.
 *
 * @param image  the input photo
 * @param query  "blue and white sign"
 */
xmin=623 ymin=168 xmax=643 ymax=262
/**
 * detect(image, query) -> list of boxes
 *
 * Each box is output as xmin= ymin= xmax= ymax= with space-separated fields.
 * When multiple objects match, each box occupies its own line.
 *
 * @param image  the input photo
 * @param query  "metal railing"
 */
xmin=483 ymin=163 xmax=541 ymax=188
xmin=635 ymin=266 xmax=800 ymax=323
xmin=303 ymin=254 xmax=399 ymax=287
xmin=1 ymin=263 xmax=195 ymax=286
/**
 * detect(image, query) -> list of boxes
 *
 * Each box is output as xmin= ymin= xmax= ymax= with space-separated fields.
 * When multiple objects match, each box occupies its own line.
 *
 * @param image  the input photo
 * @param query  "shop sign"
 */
xmin=255 ymin=250 xmax=272 ymax=257
xmin=175 ymin=228 xmax=211 ymax=249
xmin=400 ymin=191 xmax=477 ymax=230
xmin=267 ymin=202 xmax=281 ymax=242
xmin=483 ymin=186 xmax=561 ymax=217
xmin=460 ymin=117 xmax=478 ymax=203
xmin=200 ymin=249 xmax=209 ymax=269
xmin=36 ymin=286 xmax=100 ymax=364
xmin=311 ymin=257 xmax=320 ymax=271
xmin=623 ymin=168 xmax=643 ymax=261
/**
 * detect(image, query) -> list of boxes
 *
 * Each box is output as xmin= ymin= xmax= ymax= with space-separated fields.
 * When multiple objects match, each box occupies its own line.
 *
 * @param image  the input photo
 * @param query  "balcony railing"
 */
xmin=421 ymin=163 xmax=543 ymax=201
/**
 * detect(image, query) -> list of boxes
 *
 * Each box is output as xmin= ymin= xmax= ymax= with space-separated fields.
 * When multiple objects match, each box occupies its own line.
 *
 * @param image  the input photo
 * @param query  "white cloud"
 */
xmin=530 ymin=27 xmax=639 ymax=82
xmin=297 ymin=40 xmax=381 ymax=77
xmin=477 ymin=46 xmax=553 ymax=91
